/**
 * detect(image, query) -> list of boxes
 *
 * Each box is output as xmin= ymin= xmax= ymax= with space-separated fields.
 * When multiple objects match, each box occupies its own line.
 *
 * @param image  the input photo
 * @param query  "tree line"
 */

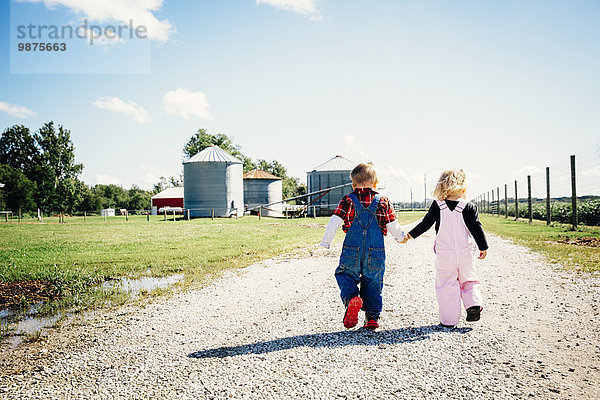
xmin=0 ymin=123 xmax=306 ymax=215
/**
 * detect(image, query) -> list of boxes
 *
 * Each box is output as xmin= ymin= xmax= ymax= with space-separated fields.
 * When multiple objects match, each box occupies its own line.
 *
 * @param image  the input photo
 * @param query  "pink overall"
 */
xmin=434 ymin=199 xmax=482 ymax=326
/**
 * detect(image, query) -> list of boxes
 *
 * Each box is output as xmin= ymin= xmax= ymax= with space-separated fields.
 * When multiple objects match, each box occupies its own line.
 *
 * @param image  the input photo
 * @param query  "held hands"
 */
xmin=398 ymin=233 xmax=412 ymax=244
xmin=478 ymin=250 xmax=487 ymax=260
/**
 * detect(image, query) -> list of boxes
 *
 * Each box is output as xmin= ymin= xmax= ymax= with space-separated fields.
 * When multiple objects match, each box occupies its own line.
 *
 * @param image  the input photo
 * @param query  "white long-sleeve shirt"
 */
xmin=319 ymin=215 xmax=405 ymax=249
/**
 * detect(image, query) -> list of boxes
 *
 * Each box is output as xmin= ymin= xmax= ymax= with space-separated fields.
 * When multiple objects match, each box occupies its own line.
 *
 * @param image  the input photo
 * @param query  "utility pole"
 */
xmin=424 ymin=173 xmax=427 ymax=209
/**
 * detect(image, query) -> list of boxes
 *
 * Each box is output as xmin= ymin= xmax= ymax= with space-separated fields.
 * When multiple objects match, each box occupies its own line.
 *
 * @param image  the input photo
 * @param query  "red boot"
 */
xmin=363 ymin=317 xmax=379 ymax=331
xmin=343 ymin=296 xmax=363 ymax=328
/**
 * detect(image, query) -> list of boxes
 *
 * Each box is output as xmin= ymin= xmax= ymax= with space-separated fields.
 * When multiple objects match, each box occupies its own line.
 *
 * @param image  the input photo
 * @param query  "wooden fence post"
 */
xmin=527 ymin=175 xmax=532 ymax=223
xmin=504 ymin=185 xmax=508 ymax=218
xmin=546 ymin=167 xmax=551 ymax=225
xmin=187 ymin=209 xmax=190 ymax=221
xmin=570 ymin=155 xmax=577 ymax=229
xmin=164 ymin=210 xmax=167 ymax=221
xmin=84 ymin=211 xmax=86 ymax=223
xmin=514 ymin=180 xmax=518 ymax=221
xmin=496 ymin=187 xmax=500 ymax=216
xmin=18 ymin=208 xmax=21 ymax=223
xmin=212 ymin=208 xmax=215 ymax=220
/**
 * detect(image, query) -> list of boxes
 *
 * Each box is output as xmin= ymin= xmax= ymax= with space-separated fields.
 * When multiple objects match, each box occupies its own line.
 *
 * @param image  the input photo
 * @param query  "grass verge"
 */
xmin=1 ymin=212 xmax=425 ymax=315
xmin=480 ymin=214 xmax=600 ymax=273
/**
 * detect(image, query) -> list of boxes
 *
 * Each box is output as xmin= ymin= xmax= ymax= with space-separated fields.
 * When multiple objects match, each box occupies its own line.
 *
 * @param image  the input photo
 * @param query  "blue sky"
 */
xmin=1 ymin=0 xmax=599 ymax=201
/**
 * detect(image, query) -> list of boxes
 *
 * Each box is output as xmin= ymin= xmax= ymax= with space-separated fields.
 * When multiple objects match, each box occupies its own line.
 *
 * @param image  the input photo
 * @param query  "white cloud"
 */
xmin=582 ymin=166 xmax=600 ymax=177
xmin=92 ymin=96 xmax=151 ymax=123
xmin=0 ymin=101 xmax=37 ymax=118
xmin=162 ymin=89 xmax=212 ymax=120
xmin=95 ymin=173 xmax=122 ymax=185
xmin=377 ymin=165 xmax=412 ymax=201
xmin=256 ymin=0 xmax=322 ymax=21
xmin=344 ymin=135 xmax=370 ymax=161
xmin=79 ymin=27 xmax=125 ymax=49
xmin=18 ymin=0 xmax=174 ymax=43
xmin=518 ymin=165 xmax=544 ymax=176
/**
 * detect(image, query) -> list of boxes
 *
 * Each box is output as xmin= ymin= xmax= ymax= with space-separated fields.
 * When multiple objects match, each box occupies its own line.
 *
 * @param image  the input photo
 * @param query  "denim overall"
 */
xmin=334 ymin=193 xmax=386 ymax=319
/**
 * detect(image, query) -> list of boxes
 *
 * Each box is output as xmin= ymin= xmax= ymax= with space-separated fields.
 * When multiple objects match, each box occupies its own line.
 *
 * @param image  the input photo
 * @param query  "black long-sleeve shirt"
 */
xmin=409 ymin=200 xmax=488 ymax=251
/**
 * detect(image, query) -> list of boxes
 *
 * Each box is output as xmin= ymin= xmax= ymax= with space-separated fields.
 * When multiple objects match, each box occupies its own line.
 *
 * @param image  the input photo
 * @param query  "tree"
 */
xmin=0 ymin=164 xmax=36 ymax=212
xmin=79 ymin=185 xmax=102 ymax=212
xmin=93 ymin=184 xmax=129 ymax=209
xmin=128 ymin=185 xmax=152 ymax=210
xmin=256 ymin=159 xmax=287 ymax=178
xmin=0 ymin=125 xmax=38 ymax=176
xmin=56 ymin=178 xmax=89 ymax=213
xmin=183 ymin=128 xmax=244 ymax=159
xmin=282 ymin=177 xmax=307 ymax=205
xmin=20 ymin=121 xmax=84 ymax=212
xmin=183 ymin=128 xmax=258 ymax=172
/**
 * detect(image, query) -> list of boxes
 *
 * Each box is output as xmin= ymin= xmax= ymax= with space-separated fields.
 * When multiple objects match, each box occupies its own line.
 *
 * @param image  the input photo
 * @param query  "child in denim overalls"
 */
xmin=403 ymin=169 xmax=488 ymax=327
xmin=320 ymin=163 xmax=405 ymax=330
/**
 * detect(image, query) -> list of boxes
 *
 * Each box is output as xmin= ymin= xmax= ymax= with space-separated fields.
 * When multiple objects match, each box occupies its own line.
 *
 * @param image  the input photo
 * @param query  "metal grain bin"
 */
xmin=183 ymin=145 xmax=244 ymax=218
xmin=307 ymin=155 xmax=355 ymax=217
xmin=243 ymin=169 xmax=283 ymax=217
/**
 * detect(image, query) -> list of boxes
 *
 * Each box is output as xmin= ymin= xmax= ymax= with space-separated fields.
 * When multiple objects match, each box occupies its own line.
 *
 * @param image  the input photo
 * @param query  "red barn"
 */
xmin=151 ymin=187 xmax=184 ymax=215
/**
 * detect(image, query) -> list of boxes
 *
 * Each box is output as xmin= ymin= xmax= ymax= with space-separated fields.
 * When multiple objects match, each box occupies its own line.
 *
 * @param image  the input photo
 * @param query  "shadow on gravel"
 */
xmin=188 ymin=325 xmax=472 ymax=359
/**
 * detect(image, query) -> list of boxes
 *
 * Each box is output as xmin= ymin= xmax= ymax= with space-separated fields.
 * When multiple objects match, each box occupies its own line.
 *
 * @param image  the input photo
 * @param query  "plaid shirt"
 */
xmin=333 ymin=188 xmax=396 ymax=235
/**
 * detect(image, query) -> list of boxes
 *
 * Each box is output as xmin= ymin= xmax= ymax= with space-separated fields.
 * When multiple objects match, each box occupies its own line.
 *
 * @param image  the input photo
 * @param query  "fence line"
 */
xmin=473 ymin=153 xmax=600 ymax=229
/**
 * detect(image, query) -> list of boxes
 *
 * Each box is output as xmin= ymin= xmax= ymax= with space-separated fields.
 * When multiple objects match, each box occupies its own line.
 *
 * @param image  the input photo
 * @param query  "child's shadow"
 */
xmin=188 ymin=325 xmax=472 ymax=359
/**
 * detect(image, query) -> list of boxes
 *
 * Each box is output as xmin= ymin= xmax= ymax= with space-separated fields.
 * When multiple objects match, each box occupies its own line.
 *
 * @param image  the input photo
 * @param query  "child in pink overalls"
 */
xmin=402 ymin=169 xmax=488 ymax=327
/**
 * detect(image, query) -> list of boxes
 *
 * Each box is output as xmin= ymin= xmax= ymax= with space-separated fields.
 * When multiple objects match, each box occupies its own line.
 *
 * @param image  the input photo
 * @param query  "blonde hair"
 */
xmin=433 ymin=169 xmax=467 ymax=200
xmin=350 ymin=162 xmax=378 ymax=186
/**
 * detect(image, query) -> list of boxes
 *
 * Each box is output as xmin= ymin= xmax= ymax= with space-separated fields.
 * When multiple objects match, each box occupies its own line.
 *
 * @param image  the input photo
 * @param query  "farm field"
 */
xmin=480 ymin=214 xmax=600 ymax=272
xmin=0 ymin=212 xmax=426 ymax=313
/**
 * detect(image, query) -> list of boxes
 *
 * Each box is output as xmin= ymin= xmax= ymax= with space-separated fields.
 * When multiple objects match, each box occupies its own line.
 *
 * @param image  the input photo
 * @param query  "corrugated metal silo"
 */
xmin=243 ymin=169 xmax=283 ymax=217
xmin=307 ymin=155 xmax=355 ymax=216
xmin=183 ymin=145 xmax=244 ymax=218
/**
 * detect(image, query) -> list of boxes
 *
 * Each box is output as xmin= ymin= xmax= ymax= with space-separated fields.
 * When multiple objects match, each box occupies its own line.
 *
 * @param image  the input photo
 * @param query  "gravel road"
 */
xmin=1 ymin=225 xmax=599 ymax=399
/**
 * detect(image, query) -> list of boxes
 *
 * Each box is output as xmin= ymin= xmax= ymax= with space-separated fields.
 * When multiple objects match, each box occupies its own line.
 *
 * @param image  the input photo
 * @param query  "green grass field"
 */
xmin=0 ymin=212 xmax=425 ymax=314
xmin=480 ymin=214 xmax=600 ymax=272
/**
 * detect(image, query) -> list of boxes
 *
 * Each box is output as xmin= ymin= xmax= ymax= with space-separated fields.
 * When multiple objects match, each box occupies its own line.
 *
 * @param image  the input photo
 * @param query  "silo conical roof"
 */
xmin=184 ymin=145 xmax=243 ymax=164
xmin=243 ymin=169 xmax=282 ymax=180
xmin=309 ymin=155 xmax=355 ymax=172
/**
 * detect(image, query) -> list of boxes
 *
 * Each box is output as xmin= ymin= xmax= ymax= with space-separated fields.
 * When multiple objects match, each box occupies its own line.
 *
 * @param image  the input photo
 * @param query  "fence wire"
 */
xmin=474 ymin=150 xmax=600 ymax=228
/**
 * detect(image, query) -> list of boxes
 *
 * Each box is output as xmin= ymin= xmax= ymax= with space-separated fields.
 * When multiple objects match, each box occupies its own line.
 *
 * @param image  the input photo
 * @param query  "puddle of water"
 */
xmin=5 ymin=314 xmax=61 ymax=349
xmin=1 ymin=303 xmax=57 ymax=349
xmin=1 ymin=274 xmax=184 ymax=350
xmin=102 ymin=274 xmax=184 ymax=294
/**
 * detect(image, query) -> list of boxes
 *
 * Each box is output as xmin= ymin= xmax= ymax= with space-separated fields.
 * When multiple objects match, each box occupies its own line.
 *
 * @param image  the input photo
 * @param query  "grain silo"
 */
xmin=183 ymin=145 xmax=244 ymax=218
xmin=243 ymin=169 xmax=283 ymax=217
xmin=307 ymin=155 xmax=355 ymax=216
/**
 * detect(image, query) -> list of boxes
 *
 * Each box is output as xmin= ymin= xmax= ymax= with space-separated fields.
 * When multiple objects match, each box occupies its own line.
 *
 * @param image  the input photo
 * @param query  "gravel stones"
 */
xmin=1 ymin=226 xmax=599 ymax=399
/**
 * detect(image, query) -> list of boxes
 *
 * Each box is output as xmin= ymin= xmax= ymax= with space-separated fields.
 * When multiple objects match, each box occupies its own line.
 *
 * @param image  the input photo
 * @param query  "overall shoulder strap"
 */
xmin=436 ymin=199 xmax=447 ymax=210
xmin=455 ymin=199 xmax=467 ymax=213
xmin=368 ymin=194 xmax=381 ymax=213
xmin=348 ymin=193 xmax=364 ymax=211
